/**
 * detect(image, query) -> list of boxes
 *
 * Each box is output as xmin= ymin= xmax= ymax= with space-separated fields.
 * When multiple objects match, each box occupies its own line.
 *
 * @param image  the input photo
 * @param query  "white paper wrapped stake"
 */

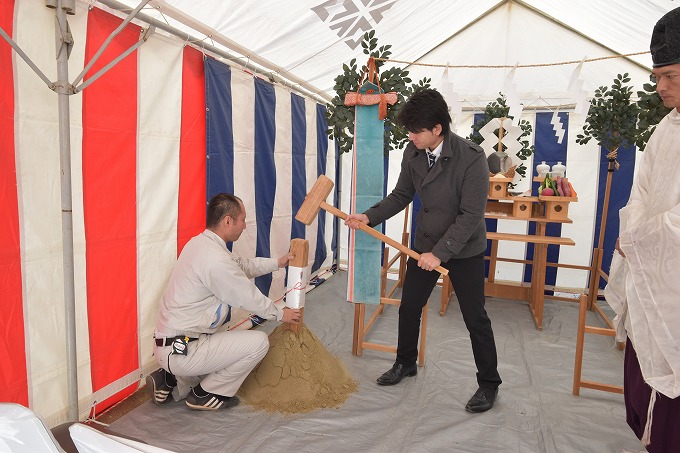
xmin=285 ymin=265 xmax=308 ymax=309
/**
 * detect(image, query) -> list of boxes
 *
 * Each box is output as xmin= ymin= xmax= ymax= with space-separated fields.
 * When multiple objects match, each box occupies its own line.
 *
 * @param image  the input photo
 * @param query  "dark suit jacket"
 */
xmin=364 ymin=131 xmax=489 ymax=262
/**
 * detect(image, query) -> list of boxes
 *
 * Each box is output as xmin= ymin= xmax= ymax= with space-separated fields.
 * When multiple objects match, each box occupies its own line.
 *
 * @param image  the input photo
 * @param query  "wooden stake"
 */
xmin=282 ymin=238 xmax=309 ymax=336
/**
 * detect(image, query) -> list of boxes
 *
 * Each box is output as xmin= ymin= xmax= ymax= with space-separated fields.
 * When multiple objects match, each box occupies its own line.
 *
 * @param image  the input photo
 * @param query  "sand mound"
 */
xmin=238 ymin=324 xmax=357 ymax=413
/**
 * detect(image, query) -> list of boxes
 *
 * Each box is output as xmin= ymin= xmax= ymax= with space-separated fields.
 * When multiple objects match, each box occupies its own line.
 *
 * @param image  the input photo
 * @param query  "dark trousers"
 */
xmin=624 ymin=339 xmax=680 ymax=453
xmin=396 ymin=252 xmax=502 ymax=389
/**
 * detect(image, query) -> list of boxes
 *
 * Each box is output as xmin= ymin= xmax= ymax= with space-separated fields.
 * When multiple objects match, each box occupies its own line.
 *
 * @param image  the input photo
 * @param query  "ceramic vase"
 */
xmin=536 ymin=161 xmax=550 ymax=178
xmin=551 ymin=161 xmax=566 ymax=178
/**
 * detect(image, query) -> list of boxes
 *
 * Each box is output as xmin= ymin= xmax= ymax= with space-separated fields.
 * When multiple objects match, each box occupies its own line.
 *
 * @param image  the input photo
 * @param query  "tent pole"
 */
xmin=55 ymin=0 xmax=79 ymax=422
xmin=72 ymin=0 xmax=150 ymax=87
xmin=0 ymin=27 xmax=53 ymax=88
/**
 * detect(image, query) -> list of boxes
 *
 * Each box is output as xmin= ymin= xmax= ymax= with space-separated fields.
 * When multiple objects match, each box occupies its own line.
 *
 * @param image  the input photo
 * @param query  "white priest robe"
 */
xmin=605 ymin=108 xmax=680 ymax=400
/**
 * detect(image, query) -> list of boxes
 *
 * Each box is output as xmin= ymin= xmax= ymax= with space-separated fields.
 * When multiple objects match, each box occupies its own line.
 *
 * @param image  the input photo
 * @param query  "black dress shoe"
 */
xmin=465 ymin=387 xmax=498 ymax=413
xmin=376 ymin=362 xmax=417 ymax=386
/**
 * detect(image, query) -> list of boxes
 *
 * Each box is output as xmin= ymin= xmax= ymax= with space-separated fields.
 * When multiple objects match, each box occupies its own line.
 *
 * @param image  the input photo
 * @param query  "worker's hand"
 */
xmin=615 ymin=237 xmax=625 ymax=257
xmin=278 ymin=252 xmax=294 ymax=268
xmin=418 ymin=252 xmax=441 ymax=272
xmin=344 ymin=213 xmax=369 ymax=230
xmin=282 ymin=307 xmax=301 ymax=324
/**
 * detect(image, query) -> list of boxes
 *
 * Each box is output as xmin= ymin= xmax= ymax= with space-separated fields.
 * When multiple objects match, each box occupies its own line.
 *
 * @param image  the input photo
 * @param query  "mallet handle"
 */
xmin=320 ymin=201 xmax=449 ymax=276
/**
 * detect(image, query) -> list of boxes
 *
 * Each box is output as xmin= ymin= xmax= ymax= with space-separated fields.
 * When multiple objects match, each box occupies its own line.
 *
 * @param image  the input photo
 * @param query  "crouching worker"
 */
xmin=147 ymin=193 xmax=301 ymax=410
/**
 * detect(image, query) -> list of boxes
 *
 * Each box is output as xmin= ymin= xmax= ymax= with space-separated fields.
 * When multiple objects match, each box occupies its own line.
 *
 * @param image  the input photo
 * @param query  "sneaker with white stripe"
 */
xmin=185 ymin=387 xmax=240 ymax=411
xmin=146 ymin=368 xmax=176 ymax=405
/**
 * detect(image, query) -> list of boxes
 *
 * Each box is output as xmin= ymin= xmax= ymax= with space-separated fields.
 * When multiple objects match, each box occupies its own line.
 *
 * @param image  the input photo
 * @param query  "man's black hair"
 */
xmin=396 ymin=88 xmax=451 ymax=137
xmin=206 ymin=193 xmax=242 ymax=229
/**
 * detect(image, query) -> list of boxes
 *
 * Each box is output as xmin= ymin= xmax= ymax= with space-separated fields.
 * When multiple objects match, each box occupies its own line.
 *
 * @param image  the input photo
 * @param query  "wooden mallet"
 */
xmin=295 ymin=175 xmax=448 ymax=276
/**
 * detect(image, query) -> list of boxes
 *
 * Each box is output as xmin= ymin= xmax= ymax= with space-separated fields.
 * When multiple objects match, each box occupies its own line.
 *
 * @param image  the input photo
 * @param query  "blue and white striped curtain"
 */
xmin=205 ymin=58 xmax=337 ymax=301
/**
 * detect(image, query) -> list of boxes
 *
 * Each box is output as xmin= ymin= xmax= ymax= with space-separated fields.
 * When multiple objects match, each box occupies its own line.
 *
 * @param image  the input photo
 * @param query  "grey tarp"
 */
xmin=111 ymin=271 xmax=643 ymax=452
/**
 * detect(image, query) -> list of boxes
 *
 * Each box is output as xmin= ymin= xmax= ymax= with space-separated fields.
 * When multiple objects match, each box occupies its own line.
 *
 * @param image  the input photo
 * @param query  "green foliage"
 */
xmin=576 ymin=73 xmax=639 ymax=153
xmin=635 ymin=77 xmax=672 ymax=150
xmin=467 ymin=94 xmax=534 ymax=180
xmin=326 ymin=31 xmax=431 ymax=155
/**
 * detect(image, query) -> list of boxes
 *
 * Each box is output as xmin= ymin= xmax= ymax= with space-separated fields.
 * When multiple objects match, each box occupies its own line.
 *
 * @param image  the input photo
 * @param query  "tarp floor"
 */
xmin=110 ymin=270 xmax=644 ymax=453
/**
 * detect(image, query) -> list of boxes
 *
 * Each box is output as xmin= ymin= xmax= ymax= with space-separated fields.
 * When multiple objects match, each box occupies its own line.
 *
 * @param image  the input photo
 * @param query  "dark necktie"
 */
xmin=427 ymin=152 xmax=437 ymax=169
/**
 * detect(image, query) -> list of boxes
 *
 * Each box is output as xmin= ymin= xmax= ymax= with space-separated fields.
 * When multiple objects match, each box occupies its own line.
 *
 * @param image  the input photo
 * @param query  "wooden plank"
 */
xmin=363 ymin=304 xmax=384 ymax=334
xmin=539 ymin=195 xmax=579 ymax=202
xmin=485 ymin=213 xmax=574 ymax=223
xmin=352 ymin=303 xmax=364 ymax=356
xmin=488 ymin=238 xmax=499 ymax=283
xmin=584 ymin=326 xmax=616 ymax=337
xmin=544 ymin=295 xmax=581 ymax=303
xmin=362 ymin=342 xmax=397 ymax=354
xmin=592 ymin=301 xmax=615 ymax=330
xmin=573 ymin=294 xmax=588 ymax=395
xmin=419 ymin=303 xmax=428 ymax=367
xmin=485 ymin=281 xmax=529 ymax=300
xmin=440 ymin=278 xmax=452 ymax=316
xmin=533 ymin=247 xmax=544 ymax=328
xmin=487 ymin=231 xmax=575 ymax=246
xmin=386 ymin=282 xmax=400 ymax=299
xmin=579 ymin=380 xmax=624 ymax=394
xmin=380 ymin=297 xmax=401 ymax=306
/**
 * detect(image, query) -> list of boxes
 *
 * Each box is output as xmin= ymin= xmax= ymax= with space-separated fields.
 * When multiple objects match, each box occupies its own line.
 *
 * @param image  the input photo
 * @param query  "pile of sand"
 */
xmin=238 ymin=324 xmax=357 ymax=413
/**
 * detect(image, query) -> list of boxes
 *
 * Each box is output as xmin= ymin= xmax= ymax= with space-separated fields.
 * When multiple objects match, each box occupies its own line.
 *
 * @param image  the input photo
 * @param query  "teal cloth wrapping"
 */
xmin=350 ymin=81 xmax=384 ymax=304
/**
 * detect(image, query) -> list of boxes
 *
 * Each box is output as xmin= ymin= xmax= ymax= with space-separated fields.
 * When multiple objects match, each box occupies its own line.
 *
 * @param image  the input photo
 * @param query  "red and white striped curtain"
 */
xmin=0 ymin=0 xmax=336 ymax=426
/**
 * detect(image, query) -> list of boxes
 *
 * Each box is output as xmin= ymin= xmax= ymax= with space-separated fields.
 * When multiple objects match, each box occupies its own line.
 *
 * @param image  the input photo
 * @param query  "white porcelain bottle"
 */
xmin=551 ymin=161 xmax=566 ymax=178
xmin=536 ymin=161 xmax=550 ymax=178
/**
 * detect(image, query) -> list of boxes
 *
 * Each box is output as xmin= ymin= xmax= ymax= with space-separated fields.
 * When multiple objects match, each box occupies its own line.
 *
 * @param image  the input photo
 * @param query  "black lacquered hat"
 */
xmin=651 ymin=7 xmax=680 ymax=68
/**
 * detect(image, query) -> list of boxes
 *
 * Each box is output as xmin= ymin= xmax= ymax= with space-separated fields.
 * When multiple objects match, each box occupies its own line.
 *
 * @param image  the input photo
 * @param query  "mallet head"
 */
xmin=295 ymin=175 xmax=334 ymax=225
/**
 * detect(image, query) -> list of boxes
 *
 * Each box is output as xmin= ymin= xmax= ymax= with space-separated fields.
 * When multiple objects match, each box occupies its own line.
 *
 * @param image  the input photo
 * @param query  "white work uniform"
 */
xmin=154 ymin=229 xmax=285 ymax=399
xmin=606 ymin=108 xmax=680 ymax=400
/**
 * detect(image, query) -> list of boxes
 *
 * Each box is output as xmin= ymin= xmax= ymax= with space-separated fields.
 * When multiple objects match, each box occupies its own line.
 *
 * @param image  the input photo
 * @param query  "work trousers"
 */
xmin=153 ymin=329 xmax=269 ymax=399
xmin=396 ymin=252 xmax=502 ymax=389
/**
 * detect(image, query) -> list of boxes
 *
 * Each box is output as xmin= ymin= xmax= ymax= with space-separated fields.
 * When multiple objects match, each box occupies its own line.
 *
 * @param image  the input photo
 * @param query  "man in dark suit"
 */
xmin=345 ymin=89 xmax=502 ymax=412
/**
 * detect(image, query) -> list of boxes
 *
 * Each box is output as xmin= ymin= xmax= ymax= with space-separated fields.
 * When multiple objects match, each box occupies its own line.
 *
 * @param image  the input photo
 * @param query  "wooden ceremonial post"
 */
xmin=282 ymin=238 xmax=309 ymax=336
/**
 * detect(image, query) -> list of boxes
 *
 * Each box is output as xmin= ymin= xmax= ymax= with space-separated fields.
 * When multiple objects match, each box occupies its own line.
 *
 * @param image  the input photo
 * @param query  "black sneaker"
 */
xmin=146 ymin=368 xmax=176 ymax=405
xmin=185 ymin=387 xmax=240 ymax=411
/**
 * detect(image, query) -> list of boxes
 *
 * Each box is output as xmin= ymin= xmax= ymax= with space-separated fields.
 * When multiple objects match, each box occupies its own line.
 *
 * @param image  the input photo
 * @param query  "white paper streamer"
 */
xmin=503 ymin=65 xmax=523 ymax=127
xmin=568 ymin=60 xmax=590 ymax=118
xmin=479 ymin=117 xmax=524 ymax=181
xmin=285 ymin=265 xmax=308 ymax=309
xmin=550 ymin=110 xmax=565 ymax=144
xmin=441 ymin=65 xmax=462 ymax=133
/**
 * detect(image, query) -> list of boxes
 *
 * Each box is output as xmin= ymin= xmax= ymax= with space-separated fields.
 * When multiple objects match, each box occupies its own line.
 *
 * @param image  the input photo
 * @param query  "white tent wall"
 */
xmin=2 ymin=0 xmax=337 ymax=427
xmin=106 ymin=0 xmax=673 ymax=95
xmin=337 ymin=1 xmax=655 ymax=290
xmin=3 ymin=0 xmax=675 ymax=431
xmin=405 ymin=2 xmax=654 ymax=104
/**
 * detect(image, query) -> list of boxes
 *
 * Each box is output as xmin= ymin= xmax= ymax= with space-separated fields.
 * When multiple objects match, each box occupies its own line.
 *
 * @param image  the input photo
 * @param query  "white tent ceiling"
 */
xmin=107 ymin=0 xmax=676 ymax=105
